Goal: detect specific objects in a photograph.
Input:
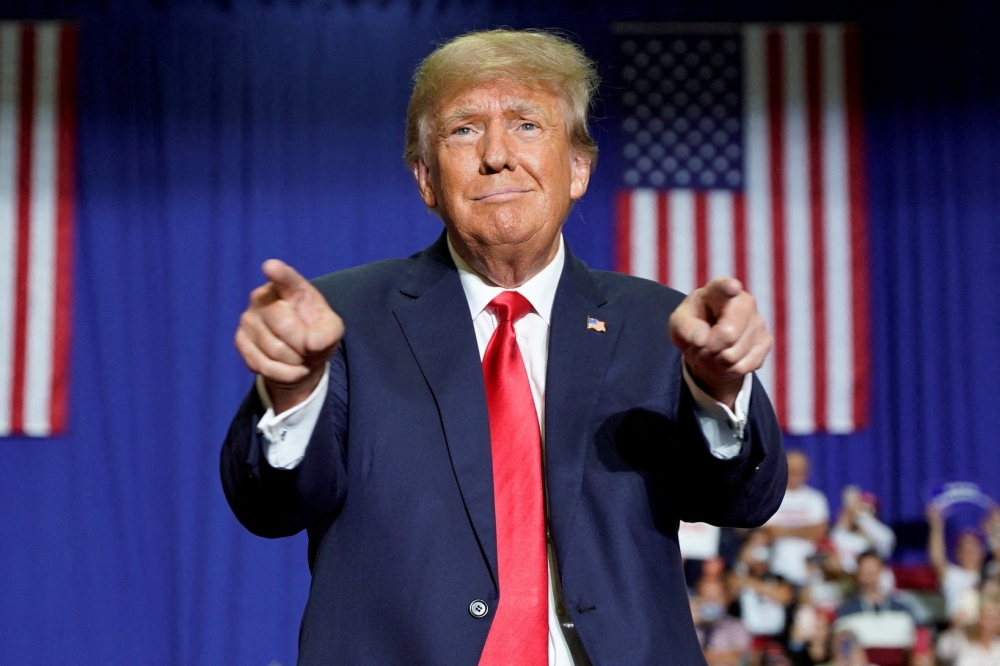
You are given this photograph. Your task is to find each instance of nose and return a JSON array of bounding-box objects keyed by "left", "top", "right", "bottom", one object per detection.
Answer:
[{"left": 480, "top": 120, "right": 516, "bottom": 174}]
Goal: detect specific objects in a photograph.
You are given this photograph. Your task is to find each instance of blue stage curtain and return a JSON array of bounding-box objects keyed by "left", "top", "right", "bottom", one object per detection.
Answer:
[{"left": 0, "top": 0, "right": 997, "bottom": 663}]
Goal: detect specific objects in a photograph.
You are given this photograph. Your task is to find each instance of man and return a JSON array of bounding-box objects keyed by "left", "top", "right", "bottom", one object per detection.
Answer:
[
  {"left": 764, "top": 449, "right": 830, "bottom": 585},
  {"left": 833, "top": 551, "right": 916, "bottom": 661},
  {"left": 222, "top": 29, "right": 786, "bottom": 665}
]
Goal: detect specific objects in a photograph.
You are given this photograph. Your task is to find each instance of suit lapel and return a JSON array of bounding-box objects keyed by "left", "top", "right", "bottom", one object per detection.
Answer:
[
  {"left": 544, "top": 249, "right": 621, "bottom": 564},
  {"left": 392, "top": 233, "right": 499, "bottom": 589},
  {"left": 390, "top": 236, "right": 620, "bottom": 587}
]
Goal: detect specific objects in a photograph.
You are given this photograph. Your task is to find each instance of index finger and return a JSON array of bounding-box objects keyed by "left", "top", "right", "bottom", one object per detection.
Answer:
[
  {"left": 702, "top": 277, "right": 743, "bottom": 316},
  {"left": 262, "top": 259, "right": 309, "bottom": 300}
]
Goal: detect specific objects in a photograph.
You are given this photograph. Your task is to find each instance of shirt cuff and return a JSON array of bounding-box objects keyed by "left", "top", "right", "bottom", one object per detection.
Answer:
[
  {"left": 681, "top": 364, "right": 753, "bottom": 460},
  {"left": 255, "top": 364, "right": 330, "bottom": 470}
]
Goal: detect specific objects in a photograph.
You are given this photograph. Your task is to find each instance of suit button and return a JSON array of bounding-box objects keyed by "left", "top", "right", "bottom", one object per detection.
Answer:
[{"left": 469, "top": 599, "right": 489, "bottom": 618}]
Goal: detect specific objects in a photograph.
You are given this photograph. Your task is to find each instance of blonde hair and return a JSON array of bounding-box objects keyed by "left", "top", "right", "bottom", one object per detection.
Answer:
[{"left": 403, "top": 28, "right": 599, "bottom": 170}]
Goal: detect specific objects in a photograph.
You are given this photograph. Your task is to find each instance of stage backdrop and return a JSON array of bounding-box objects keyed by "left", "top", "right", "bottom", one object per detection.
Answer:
[{"left": 0, "top": 0, "right": 998, "bottom": 663}]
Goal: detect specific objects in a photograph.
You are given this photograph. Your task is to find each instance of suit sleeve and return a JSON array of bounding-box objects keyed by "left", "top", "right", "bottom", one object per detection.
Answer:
[
  {"left": 220, "top": 344, "right": 350, "bottom": 538},
  {"left": 667, "top": 372, "right": 786, "bottom": 528}
]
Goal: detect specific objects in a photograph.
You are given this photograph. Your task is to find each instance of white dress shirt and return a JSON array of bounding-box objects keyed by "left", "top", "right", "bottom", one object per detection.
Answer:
[{"left": 255, "top": 234, "right": 753, "bottom": 665}]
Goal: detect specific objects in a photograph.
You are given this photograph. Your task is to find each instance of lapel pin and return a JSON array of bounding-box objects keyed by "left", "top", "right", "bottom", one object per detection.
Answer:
[{"left": 586, "top": 317, "right": 606, "bottom": 333}]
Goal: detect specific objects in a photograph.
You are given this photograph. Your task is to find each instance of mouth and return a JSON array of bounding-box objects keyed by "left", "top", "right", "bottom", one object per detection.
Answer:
[{"left": 473, "top": 187, "right": 532, "bottom": 201}]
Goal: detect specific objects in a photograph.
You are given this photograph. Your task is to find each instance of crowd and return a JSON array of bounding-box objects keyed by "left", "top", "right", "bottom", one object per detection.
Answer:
[{"left": 686, "top": 450, "right": 1000, "bottom": 666}]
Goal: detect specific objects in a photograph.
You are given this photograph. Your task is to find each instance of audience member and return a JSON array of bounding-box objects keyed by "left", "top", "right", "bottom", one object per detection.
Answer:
[
  {"left": 833, "top": 551, "right": 916, "bottom": 662},
  {"left": 830, "top": 487, "right": 896, "bottom": 573},
  {"left": 937, "top": 597, "right": 1000, "bottom": 666},
  {"left": 929, "top": 505, "right": 987, "bottom": 622},
  {"left": 729, "top": 529, "right": 795, "bottom": 650},
  {"left": 985, "top": 509, "right": 1000, "bottom": 581},
  {"left": 691, "top": 576, "right": 752, "bottom": 666},
  {"left": 804, "top": 545, "right": 852, "bottom": 615},
  {"left": 788, "top": 591, "right": 834, "bottom": 666},
  {"left": 788, "top": 547, "right": 850, "bottom": 665},
  {"left": 684, "top": 476, "right": 1000, "bottom": 665},
  {"left": 765, "top": 450, "right": 831, "bottom": 585}
]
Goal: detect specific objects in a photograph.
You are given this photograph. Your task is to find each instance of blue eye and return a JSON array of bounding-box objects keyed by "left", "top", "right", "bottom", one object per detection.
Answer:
[
  {"left": 454, "top": 127, "right": 471, "bottom": 135},
  {"left": 520, "top": 122, "right": 538, "bottom": 131}
]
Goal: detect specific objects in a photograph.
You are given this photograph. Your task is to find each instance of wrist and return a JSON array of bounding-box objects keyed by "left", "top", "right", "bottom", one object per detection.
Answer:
[
  {"left": 265, "top": 368, "right": 324, "bottom": 414},
  {"left": 684, "top": 360, "right": 742, "bottom": 409}
]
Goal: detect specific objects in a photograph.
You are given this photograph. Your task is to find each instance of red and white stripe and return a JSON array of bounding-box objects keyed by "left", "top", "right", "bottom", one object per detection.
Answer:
[
  {"left": 616, "top": 24, "right": 868, "bottom": 434},
  {"left": 0, "top": 22, "right": 77, "bottom": 437}
]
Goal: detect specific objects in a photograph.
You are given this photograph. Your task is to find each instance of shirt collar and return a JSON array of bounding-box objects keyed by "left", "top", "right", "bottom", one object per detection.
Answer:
[{"left": 446, "top": 233, "right": 565, "bottom": 326}]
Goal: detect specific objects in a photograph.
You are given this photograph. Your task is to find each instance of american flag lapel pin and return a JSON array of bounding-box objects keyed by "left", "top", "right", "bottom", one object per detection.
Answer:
[{"left": 586, "top": 317, "right": 606, "bottom": 333}]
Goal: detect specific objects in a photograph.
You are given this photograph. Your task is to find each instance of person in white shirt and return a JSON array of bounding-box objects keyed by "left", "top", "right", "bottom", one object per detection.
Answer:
[
  {"left": 728, "top": 529, "right": 794, "bottom": 644},
  {"left": 938, "top": 598, "right": 1000, "bottom": 666},
  {"left": 764, "top": 450, "right": 830, "bottom": 585},
  {"left": 831, "top": 487, "right": 896, "bottom": 573},
  {"left": 928, "top": 504, "right": 987, "bottom": 622}
]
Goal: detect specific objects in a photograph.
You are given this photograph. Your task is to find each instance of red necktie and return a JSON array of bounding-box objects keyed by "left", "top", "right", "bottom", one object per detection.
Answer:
[{"left": 478, "top": 291, "right": 548, "bottom": 666}]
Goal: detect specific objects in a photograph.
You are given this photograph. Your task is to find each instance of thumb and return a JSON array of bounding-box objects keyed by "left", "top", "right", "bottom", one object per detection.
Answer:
[
  {"left": 304, "top": 309, "right": 345, "bottom": 356},
  {"left": 701, "top": 277, "right": 743, "bottom": 319},
  {"left": 262, "top": 259, "right": 309, "bottom": 300}
]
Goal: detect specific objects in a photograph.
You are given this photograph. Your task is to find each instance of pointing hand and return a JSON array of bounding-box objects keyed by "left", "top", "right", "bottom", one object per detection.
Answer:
[
  {"left": 668, "top": 277, "right": 772, "bottom": 408},
  {"left": 234, "top": 260, "right": 344, "bottom": 413}
]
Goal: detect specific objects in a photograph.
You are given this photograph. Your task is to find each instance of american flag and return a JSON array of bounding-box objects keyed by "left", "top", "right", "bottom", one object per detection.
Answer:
[
  {"left": 587, "top": 316, "right": 607, "bottom": 333},
  {"left": 0, "top": 23, "right": 77, "bottom": 437},
  {"left": 613, "top": 23, "right": 869, "bottom": 434}
]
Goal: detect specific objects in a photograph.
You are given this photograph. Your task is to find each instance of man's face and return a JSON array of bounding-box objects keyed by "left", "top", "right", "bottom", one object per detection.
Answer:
[
  {"left": 697, "top": 579, "right": 727, "bottom": 606},
  {"left": 414, "top": 78, "right": 591, "bottom": 278},
  {"left": 786, "top": 452, "right": 809, "bottom": 490},
  {"left": 855, "top": 556, "right": 882, "bottom": 594}
]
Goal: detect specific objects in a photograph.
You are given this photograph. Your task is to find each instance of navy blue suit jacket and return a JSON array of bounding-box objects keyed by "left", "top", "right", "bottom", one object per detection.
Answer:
[{"left": 221, "top": 233, "right": 787, "bottom": 665}]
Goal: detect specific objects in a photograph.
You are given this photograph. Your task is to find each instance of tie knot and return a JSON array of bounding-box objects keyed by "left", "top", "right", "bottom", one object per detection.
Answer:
[{"left": 488, "top": 291, "right": 533, "bottom": 323}]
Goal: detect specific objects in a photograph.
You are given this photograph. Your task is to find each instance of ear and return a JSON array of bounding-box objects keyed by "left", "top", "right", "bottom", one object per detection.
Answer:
[
  {"left": 413, "top": 159, "right": 437, "bottom": 209},
  {"left": 569, "top": 152, "right": 592, "bottom": 201}
]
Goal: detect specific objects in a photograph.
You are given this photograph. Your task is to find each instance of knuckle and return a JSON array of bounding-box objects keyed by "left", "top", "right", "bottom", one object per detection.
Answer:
[
  {"left": 716, "top": 323, "right": 740, "bottom": 346},
  {"left": 262, "top": 308, "right": 294, "bottom": 334},
  {"left": 235, "top": 329, "right": 257, "bottom": 355},
  {"left": 318, "top": 330, "right": 339, "bottom": 351},
  {"left": 718, "top": 347, "right": 742, "bottom": 365},
  {"left": 235, "top": 329, "right": 252, "bottom": 352},
  {"left": 233, "top": 330, "right": 247, "bottom": 354},
  {"left": 235, "top": 342, "right": 262, "bottom": 372},
  {"left": 263, "top": 336, "right": 286, "bottom": 360}
]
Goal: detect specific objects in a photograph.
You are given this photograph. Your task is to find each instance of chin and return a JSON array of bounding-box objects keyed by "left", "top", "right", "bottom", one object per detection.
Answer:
[{"left": 468, "top": 212, "right": 543, "bottom": 246}]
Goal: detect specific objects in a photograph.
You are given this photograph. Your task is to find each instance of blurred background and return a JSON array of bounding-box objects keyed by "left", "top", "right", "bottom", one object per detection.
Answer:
[{"left": 0, "top": 0, "right": 998, "bottom": 663}]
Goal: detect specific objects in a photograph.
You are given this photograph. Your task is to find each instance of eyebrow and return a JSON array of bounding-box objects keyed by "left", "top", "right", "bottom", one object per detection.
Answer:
[
  {"left": 440, "top": 107, "right": 478, "bottom": 129},
  {"left": 439, "top": 99, "right": 549, "bottom": 130}
]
